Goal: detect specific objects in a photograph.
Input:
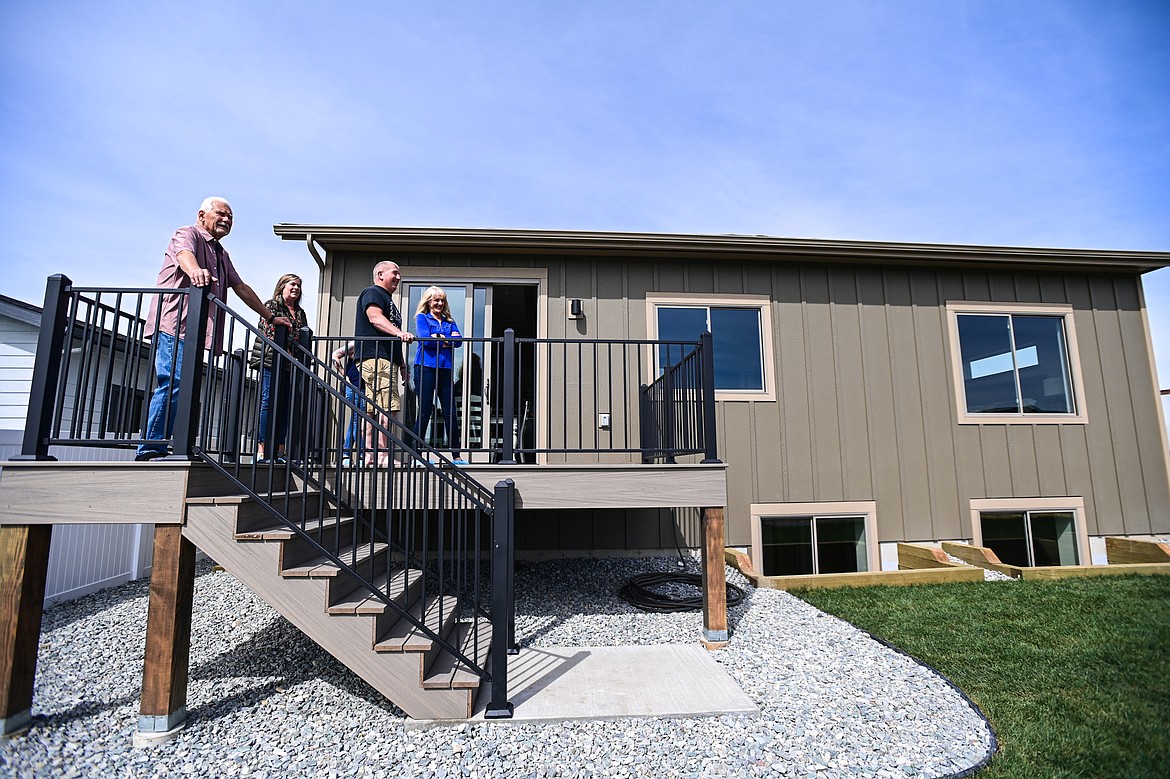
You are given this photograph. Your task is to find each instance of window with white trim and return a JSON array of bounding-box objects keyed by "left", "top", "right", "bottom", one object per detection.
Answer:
[
  {"left": 969, "top": 497, "right": 1088, "bottom": 568},
  {"left": 648, "top": 295, "right": 775, "bottom": 401},
  {"left": 946, "top": 302, "right": 1086, "bottom": 424},
  {"left": 979, "top": 510, "right": 1080, "bottom": 567},
  {"left": 751, "top": 502, "right": 878, "bottom": 576}
]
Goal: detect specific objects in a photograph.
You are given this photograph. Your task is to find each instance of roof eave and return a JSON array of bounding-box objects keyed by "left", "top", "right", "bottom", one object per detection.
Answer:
[{"left": 272, "top": 225, "right": 1170, "bottom": 274}]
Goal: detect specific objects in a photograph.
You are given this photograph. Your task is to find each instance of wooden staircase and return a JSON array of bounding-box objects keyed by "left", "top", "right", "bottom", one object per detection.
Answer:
[{"left": 180, "top": 485, "right": 491, "bottom": 720}]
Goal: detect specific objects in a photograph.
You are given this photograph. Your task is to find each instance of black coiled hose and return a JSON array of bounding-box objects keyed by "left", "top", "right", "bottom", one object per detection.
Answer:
[{"left": 618, "top": 571, "right": 746, "bottom": 613}]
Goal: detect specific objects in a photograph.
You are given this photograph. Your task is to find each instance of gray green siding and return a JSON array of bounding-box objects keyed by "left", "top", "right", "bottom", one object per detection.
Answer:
[{"left": 321, "top": 249, "right": 1170, "bottom": 549}]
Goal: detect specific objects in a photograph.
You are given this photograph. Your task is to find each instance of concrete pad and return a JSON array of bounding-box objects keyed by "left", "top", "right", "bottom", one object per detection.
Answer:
[{"left": 468, "top": 644, "right": 758, "bottom": 723}]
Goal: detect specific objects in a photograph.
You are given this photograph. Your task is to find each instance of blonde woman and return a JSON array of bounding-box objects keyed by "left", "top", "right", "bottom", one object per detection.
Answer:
[
  {"left": 257, "top": 273, "right": 308, "bottom": 463},
  {"left": 412, "top": 287, "right": 465, "bottom": 463}
]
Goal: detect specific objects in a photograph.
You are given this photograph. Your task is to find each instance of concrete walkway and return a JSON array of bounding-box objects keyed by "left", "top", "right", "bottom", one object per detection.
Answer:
[{"left": 460, "top": 644, "right": 759, "bottom": 724}]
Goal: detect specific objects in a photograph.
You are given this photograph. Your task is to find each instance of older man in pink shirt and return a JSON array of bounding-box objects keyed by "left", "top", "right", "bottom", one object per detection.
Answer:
[{"left": 137, "top": 197, "right": 290, "bottom": 460}]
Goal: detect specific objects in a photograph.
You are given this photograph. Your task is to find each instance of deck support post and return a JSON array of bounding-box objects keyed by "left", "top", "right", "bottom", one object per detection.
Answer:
[
  {"left": 0, "top": 525, "right": 52, "bottom": 736},
  {"left": 138, "top": 525, "right": 195, "bottom": 737},
  {"left": 700, "top": 506, "right": 729, "bottom": 648}
]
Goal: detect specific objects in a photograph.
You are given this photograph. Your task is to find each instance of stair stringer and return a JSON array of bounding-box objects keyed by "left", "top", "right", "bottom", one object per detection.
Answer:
[{"left": 182, "top": 502, "right": 478, "bottom": 719}]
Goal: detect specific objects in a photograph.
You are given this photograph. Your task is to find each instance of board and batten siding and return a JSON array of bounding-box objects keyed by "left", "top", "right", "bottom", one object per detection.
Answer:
[
  {"left": 530, "top": 255, "right": 1170, "bottom": 547},
  {"left": 318, "top": 251, "right": 1170, "bottom": 550}
]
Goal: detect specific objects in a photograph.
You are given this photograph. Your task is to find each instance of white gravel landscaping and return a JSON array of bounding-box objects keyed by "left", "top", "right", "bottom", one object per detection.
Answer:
[{"left": 0, "top": 557, "right": 994, "bottom": 778}]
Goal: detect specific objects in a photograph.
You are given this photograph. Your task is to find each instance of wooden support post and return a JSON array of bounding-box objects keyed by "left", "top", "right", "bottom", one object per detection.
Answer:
[
  {"left": 0, "top": 525, "right": 52, "bottom": 736},
  {"left": 700, "top": 506, "right": 729, "bottom": 649},
  {"left": 138, "top": 525, "right": 195, "bottom": 736}
]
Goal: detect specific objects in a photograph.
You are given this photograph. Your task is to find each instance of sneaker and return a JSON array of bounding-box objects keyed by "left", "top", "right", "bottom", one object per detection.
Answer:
[
  {"left": 135, "top": 450, "right": 164, "bottom": 462},
  {"left": 451, "top": 458, "right": 470, "bottom": 465},
  {"left": 341, "top": 457, "right": 352, "bottom": 468}
]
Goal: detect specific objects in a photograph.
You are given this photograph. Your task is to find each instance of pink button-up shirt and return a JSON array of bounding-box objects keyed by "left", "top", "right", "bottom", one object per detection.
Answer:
[{"left": 145, "top": 224, "right": 243, "bottom": 353}]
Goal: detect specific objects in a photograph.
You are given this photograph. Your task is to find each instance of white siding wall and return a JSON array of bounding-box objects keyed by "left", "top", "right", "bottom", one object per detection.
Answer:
[{"left": 0, "top": 309, "right": 154, "bottom": 608}]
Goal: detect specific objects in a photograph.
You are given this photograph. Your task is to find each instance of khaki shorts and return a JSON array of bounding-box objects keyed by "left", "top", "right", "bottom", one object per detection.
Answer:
[{"left": 360, "top": 358, "right": 401, "bottom": 413}]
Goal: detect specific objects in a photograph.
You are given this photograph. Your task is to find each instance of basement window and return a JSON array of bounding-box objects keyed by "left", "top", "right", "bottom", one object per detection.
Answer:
[
  {"left": 979, "top": 510, "right": 1080, "bottom": 567},
  {"left": 751, "top": 502, "right": 878, "bottom": 576}
]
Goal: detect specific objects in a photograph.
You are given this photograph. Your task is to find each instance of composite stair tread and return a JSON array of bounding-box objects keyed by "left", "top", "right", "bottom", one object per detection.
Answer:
[
  {"left": 186, "top": 490, "right": 323, "bottom": 505},
  {"left": 281, "top": 541, "right": 389, "bottom": 577},
  {"left": 375, "top": 594, "right": 460, "bottom": 653},
  {"left": 327, "top": 568, "right": 425, "bottom": 615},
  {"left": 422, "top": 620, "right": 492, "bottom": 690},
  {"left": 234, "top": 513, "right": 356, "bottom": 541}
]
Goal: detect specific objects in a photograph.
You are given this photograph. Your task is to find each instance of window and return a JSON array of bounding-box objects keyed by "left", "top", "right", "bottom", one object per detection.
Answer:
[
  {"left": 648, "top": 294, "right": 775, "bottom": 401},
  {"left": 979, "top": 511, "right": 1079, "bottom": 567},
  {"left": 946, "top": 302, "right": 1086, "bottom": 424},
  {"left": 969, "top": 497, "right": 1088, "bottom": 567},
  {"left": 751, "top": 502, "right": 878, "bottom": 576}
]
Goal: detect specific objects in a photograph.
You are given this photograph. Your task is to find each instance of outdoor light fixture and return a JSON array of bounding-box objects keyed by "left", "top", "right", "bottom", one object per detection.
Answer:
[{"left": 569, "top": 299, "right": 584, "bottom": 319}]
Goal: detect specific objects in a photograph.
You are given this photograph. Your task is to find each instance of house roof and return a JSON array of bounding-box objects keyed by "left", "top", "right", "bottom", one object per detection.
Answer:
[
  {"left": 273, "top": 225, "right": 1170, "bottom": 275},
  {"left": 0, "top": 294, "right": 41, "bottom": 327}
]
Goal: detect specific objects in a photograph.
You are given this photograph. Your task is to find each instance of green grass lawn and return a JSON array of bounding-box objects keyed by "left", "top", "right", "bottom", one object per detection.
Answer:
[{"left": 791, "top": 575, "right": 1170, "bottom": 779}]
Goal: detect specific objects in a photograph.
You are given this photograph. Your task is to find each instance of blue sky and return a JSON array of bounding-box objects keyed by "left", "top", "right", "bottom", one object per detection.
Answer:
[{"left": 2, "top": 1, "right": 1168, "bottom": 388}]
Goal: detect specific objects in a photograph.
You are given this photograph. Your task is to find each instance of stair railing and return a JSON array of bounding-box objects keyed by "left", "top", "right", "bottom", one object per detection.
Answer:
[{"left": 15, "top": 275, "right": 515, "bottom": 715}]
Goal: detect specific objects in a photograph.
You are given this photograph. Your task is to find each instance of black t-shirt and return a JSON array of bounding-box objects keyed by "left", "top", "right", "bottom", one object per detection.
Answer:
[{"left": 354, "top": 285, "right": 403, "bottom": 363}]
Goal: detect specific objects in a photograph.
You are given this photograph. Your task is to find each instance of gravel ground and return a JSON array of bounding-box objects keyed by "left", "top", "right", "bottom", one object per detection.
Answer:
[{"left": 1, "top": 557, "right": 994, "bottom": 779}]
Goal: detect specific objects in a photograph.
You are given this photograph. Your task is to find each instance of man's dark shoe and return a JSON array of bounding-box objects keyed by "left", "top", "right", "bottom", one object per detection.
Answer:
[{"left": 135, "top": 451, "right": 165, "bottom": 462}]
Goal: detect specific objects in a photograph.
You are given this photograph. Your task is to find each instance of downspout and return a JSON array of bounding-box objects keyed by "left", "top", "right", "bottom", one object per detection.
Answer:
[{"left": 305, "top": 233, "right": 325, "bottom": 271}]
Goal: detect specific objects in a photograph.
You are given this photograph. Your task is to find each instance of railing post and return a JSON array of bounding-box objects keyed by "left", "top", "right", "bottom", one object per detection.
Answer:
[
  {"left": 15, "top": 274, "right": 72, "bottom": 461},
  {"left": 699, "top": 331, "right": 720, "bottom": 464},
  {"left": 170, "top": 286, "right": 210, "bottom": 460},
  {"left": 485, "top": 478, "right": 515, "bottom": 719},
  {"left": 498, "top": 329, "right": 517, "bottom": 464}
]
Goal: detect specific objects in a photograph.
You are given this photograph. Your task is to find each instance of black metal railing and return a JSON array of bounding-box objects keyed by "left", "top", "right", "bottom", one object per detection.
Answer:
[
  {"left": 310, "top": 329, "right": 719, "bottom": 466},
  {"left": 17, "top": 273, "right": 720, "bottom": 719},
  {"left": 16, "top": 274, "right": 516, "bottom": 718}
]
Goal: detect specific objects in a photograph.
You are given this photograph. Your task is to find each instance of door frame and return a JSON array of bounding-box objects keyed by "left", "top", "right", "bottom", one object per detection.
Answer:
[{"left": 398, "top": 267, "right": 547, "bottom": 461}]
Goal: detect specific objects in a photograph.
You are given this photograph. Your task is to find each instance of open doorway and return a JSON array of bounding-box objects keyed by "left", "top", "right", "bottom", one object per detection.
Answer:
[{"left": 403, "top": 281, "right": 538, "bottom": 461}]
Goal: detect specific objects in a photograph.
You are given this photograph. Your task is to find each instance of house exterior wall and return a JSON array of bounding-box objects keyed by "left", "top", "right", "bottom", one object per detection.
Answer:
[
  {"left": 315, "top": 249, "right": 1170, "bottom": 551},
  {"left": 1, "top": 299, "right": 155, "bottom": 606}
]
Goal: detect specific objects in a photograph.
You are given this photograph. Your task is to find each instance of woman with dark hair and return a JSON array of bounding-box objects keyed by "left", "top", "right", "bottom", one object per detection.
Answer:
[
  {"left": 412, "top": 286, "right": 465, "bottom": 463},
  {"left": 256, "top": 273, "right": 308, "bottom": 463}
]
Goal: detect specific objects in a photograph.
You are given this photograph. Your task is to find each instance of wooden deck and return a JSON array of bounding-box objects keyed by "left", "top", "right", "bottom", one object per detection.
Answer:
[{"left": 0, "top": 460, "right": 728, "bottom": 525}]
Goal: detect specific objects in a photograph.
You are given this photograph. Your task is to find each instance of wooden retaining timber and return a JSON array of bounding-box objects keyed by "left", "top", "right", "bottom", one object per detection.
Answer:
[
  {"left": 897, "top": 542, "right": 970, "bottom": 570},
  {"left": 941, "top": 541, "right": 1170, "bottom": 580},
  {"left": 724, "top": 547, "right": 984, "bottom": 589},
  {"left": 1105, "top": 536, "right": 1170, "bottom": 565}
]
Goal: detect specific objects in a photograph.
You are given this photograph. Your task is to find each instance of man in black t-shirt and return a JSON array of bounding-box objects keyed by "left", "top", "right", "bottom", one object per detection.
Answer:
[{"left": 355, "top": 260, "right": 414, "bottom": 466}]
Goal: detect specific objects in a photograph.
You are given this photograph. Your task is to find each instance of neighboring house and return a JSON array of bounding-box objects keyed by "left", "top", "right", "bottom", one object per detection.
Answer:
[
  {"left": 0, "top": 294, "right": 154, "bottom": 605},
  {"left": 274, "top": 225, "right": 1170, "bottom": 574}
]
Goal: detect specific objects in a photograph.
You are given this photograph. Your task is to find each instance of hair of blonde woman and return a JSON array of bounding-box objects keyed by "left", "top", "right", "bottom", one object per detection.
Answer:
[
  {"left": 272, "top": 273, "right": 302, "bottom": 303},
  {"left": 415, "top": 286, "right": 454, "bottom": 321}
]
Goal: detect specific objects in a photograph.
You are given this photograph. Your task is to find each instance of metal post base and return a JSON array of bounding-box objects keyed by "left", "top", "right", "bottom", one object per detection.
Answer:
[
  {"left": 1, "top": 709, "right": 32, "bottom": 737},
  {"left": 134, "top": 709, "right": 186, "bottom": 747},
  {"left": 701, "top": 629, "right": 730, "bottom": 650},
  {"left": 484, "top": 702, "right": 515, "bottom": 719}
]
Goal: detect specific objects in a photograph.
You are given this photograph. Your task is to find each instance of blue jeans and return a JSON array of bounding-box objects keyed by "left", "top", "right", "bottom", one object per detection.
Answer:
[
  {"left": 413, "top": 364, "right": 459, "bottom": 457},
  {"left": 138, "top": 331, "right": 183, "bottom": 457},
  {"left": 343, "top": 383, "right": 365, "bottom": 453},
  {"left": 258, "top": 365, "right": 291, "bottom": 449}
]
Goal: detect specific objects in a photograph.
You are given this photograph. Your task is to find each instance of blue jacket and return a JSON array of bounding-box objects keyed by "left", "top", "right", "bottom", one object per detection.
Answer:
[{"left": 413, "top": 313, "right": 463, "bottom": 369}]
